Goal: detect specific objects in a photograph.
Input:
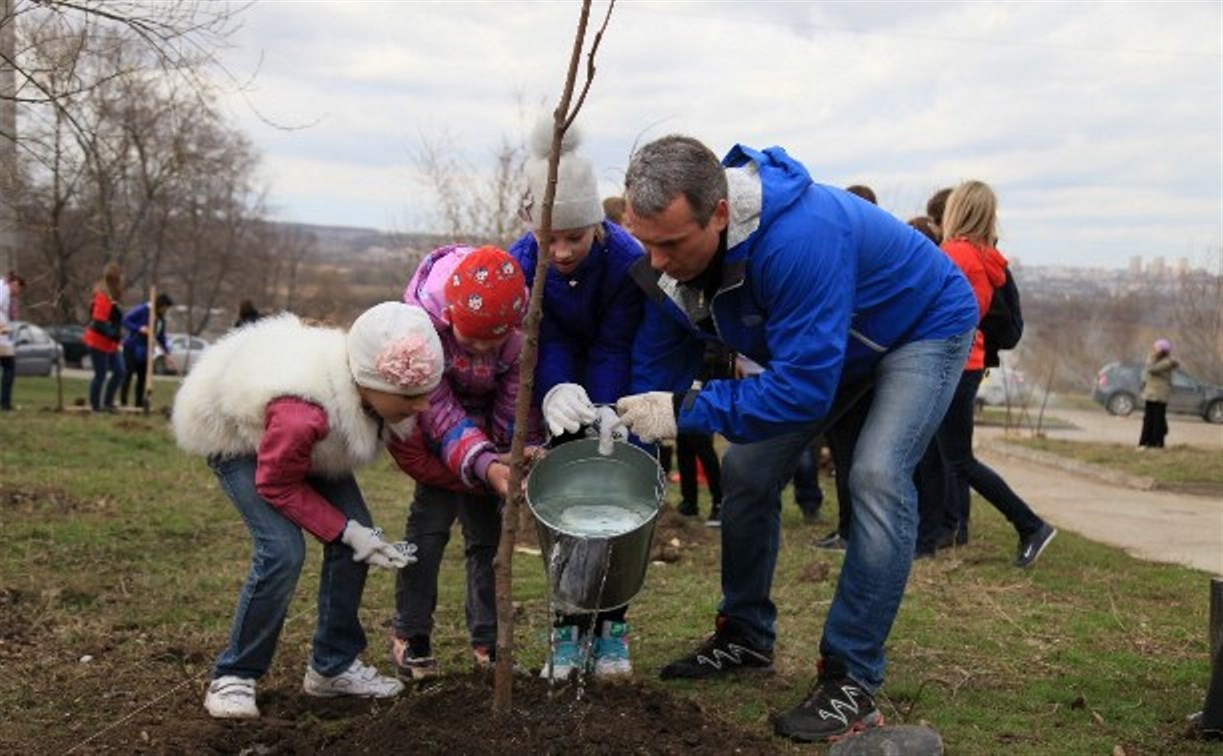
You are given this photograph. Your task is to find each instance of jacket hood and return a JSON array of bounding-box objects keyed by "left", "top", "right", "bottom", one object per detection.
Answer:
[
  {"left": 980, "top": 244, "right": 1009, "bottom": 288},
  {"left": 722, "top": 145, "right": 814, "bottom": 259}
]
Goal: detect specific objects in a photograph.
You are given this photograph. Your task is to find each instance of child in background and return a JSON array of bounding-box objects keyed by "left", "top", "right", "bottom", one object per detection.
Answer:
[
  {"left": 121, "top": 292, "right": 175, "bottom": 408},
  {"left": 388, "top": 244, "right": 542, "bottom": 679},
  {"left": 510, "top": 118, "right": 646, "bottom": 678},
  {"left": 172, "top": 302, "right": 445, "bottom": 719}
]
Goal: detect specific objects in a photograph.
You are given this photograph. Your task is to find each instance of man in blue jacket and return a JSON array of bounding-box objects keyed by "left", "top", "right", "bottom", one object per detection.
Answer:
[{"left": 614, "top": 136, "right": 977, "bottom": 743}]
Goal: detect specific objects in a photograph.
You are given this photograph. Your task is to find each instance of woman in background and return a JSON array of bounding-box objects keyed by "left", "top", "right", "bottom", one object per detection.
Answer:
[
  {"left": 83, "top": 262, "right": 125, "bottom": 413},
  {"left": 1138, "top": 339, "right": 1177, "bottom": 449}
]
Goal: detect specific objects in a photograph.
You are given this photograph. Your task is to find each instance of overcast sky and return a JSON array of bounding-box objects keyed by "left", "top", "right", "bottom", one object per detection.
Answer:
[{"left": 215, "top": 0, "right": 1222, "bottom": 270}]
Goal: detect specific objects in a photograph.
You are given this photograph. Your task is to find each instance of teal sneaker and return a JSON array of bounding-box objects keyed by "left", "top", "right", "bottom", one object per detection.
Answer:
[
  {"left": 540, "top": 624, "right": 585, "bottom": 681},
  {"left": 592, "top": 621, "right": 632, "bottom": 679}
]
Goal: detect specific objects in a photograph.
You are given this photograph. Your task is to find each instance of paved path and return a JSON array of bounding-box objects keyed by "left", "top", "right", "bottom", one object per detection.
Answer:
[{"left": 975, "top": 437, "right": 1223, "bottom": 575}]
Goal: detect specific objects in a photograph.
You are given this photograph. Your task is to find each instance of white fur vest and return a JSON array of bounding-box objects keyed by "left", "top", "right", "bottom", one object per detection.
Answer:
[{"left": 171, "top": 314, "right": 385, "bottom": 477}]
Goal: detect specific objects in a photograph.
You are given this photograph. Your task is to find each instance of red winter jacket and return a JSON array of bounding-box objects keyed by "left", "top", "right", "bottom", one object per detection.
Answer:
[{"left": 940, "top": 238, "right": 1008, "bottom": 371}]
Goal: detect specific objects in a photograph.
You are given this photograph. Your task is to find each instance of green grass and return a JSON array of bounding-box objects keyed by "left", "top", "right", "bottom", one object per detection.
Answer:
[
  {"left": 0, "top": 375, "right": 1217, "bottom": 753},
  {"left": 1007, "top": 437, "right": 1223, "bottom": 491}
]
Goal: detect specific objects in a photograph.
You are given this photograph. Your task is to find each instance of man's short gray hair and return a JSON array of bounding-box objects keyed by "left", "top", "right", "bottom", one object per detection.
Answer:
[{"left": 624, "top": 135, "right": 727, "bottom": 227}]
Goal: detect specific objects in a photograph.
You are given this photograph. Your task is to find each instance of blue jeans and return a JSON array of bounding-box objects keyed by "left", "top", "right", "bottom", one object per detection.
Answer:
[
  {"left": 88, "top": 348, "right": 125, "bottom": 411},
  {"left": 209, "top": 455, "right": 373, "bottom": 680},
  {"left": 718, "top": 331, "right": 972, "bottom": 691}
]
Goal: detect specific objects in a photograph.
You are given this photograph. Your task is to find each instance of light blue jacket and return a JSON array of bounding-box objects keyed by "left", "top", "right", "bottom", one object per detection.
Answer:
[{"left": 629, "top": 145, "right": 977, "bottom": 443}]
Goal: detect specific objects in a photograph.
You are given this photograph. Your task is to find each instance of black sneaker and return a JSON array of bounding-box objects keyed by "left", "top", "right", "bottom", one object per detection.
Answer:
[
  {"left": 705, "top": 505, "right": 721, "bottom": 528},
  {"left": 676, "top": 500, "right": 699, "bottom": 517},
  {"left": 1015, "top": 522, "right": 1057, "bottom": 568},
  {"left": 659, "top": 616, "right": 773, "bottom": 679},
  {"left": 774, "top": 656, "right": 884, "bottom": 742}
]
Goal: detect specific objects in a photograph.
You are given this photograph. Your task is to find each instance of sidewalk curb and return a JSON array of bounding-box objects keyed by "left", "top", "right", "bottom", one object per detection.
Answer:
[{"left": 980, "top": 440, "right": 1158, "bottom": 491}]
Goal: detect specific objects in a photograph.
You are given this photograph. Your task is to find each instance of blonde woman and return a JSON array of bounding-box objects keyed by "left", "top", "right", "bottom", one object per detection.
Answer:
[
  {"left": 932, "top": 181, "right": 1055, "bottom": 568},
  {"left": 83, "top": 262, "right": 125, "bottom": 412}
]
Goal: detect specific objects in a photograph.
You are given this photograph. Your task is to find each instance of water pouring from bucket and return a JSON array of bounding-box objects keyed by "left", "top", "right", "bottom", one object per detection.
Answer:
[{"left": 527, "top": 438, "right": 664, "bottom": 615}]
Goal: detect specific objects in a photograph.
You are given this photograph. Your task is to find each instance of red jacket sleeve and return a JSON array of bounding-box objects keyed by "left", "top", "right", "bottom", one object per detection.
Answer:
[
  {"left": 385, "top": 427, "right": 474, "bottom": 493},
  {"left": 254, "top": 397, "right": 349, "bottom": 541}
]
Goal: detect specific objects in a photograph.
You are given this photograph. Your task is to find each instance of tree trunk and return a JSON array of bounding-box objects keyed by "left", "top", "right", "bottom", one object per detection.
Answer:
[{"left": 492, "top": 0, "right": 602, "bottom": 714}]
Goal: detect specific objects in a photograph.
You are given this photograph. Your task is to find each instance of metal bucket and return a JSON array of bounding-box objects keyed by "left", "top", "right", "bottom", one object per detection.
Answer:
[{"left": 526, "top": 438, "right": 664, "bottom": 613}]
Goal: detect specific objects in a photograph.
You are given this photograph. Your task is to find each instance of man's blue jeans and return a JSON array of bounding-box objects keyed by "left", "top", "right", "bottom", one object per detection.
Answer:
[
  {"left": 208, "top": 455, "right": 374, "bottom": 680},
  {"left": 718, "top": 331, "right": 972, "bottom": 691}
]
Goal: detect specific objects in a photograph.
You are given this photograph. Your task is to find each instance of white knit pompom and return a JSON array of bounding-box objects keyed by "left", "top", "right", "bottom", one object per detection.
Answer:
[{"left": 528, "top": 116, "right": 583, "bottom": 160}]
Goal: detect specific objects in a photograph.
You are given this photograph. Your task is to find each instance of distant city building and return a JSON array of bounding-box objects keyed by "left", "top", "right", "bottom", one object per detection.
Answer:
[
  {"left": 1149, "top": 257, "right": 1166, "bottom": 277},
  {"left": 1129, "top": 256, "right": 1143, "bottom": 275}
]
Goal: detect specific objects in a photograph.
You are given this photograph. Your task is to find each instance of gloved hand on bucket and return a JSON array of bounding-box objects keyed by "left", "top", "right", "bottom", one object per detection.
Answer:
[
  {"left": 542, "top": 383, "right": 597, "bottom": 437},
  {"left": 341, "top": 521, "right": 416, "bottom": 570},
  {"left": 615, "top": 392, "right": 677, "bottom": 443},
  {"left": 594, "top": 405, "right": 628, "bottom": 455}
]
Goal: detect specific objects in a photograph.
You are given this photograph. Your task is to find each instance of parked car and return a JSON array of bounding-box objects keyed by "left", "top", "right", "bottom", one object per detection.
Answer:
[
  {"left": 43, "top": 323, "right": 88, "bottom": 367},
  {"left": 153, "top": 333, "right": 211, "bottom": 375},
  {"left": 9, "top": 321, "right": 64, "bottom": 376},
  {"left": 975, "top": 366, "right": 1030, "bottom": 411},
  {"left": 1092, "top": 361, "right": 1223, "bottom": 424}
]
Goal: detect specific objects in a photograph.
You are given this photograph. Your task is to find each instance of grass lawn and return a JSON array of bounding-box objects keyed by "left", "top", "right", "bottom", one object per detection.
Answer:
[
  {"left": 0, "top": 375, "right": 1217, "bottom": 753},
  {"left": 1005, "top": 437, "right": 1223, "bottom": 493}
]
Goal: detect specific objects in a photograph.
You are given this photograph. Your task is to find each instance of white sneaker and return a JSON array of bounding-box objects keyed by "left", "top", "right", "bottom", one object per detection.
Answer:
[
  {"left": 303, "top": 659, "right": 404, "bottom": 698},
  {"left": 204, "top": 676, "right": 259, "bottom": 719}
]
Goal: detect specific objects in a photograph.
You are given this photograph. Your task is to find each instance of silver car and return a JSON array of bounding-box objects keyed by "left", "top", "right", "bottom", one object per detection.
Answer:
[{"left": 10, "top": 322, "right": 65, "bottom": 376}]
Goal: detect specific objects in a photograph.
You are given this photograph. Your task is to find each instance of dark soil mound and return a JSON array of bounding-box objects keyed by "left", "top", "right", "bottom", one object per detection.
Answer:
[{"left": 95, "top": 673, "right": 776, "bottom": 754}]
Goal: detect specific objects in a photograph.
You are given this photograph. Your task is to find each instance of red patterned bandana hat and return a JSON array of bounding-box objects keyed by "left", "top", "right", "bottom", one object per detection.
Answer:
[{"left": 444, "top": 245, "right": 527, "bottom": 340}]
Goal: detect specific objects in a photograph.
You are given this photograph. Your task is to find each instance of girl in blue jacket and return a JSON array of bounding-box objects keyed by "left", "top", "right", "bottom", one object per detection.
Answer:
[
  {"left": 509, "top": 120, "right": 646, "bottom": 681},
  {"left": 120, "top": 292, "right": 174, "bottom": 409}
]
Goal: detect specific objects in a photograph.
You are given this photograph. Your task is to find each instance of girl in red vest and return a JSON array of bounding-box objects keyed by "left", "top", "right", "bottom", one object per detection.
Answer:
[{"left": 83, "top": 262, "right": 125, "bottom": 412}]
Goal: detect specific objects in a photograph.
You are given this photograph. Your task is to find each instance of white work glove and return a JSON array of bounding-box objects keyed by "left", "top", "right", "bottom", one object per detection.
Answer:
[
  {"left": 340, "top": 520, "right": 415, "bottom": 570},
  {"left": 594, "top": 405, "right": 628, "bottom": 456},
  {"left": 615, "top": 392, "right": 677, "bottom": 443},
  {"left": 542, "top": 382, "right": 597, "bottom": 437}
]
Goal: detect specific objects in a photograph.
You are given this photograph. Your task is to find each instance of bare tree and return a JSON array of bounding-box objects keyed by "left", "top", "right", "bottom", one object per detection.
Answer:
[
  {"left": 1, "top": 0, "right": 244, "bottom": 138},
  {"left": 413, "top": 129, "right": 527, "bottom": 250},
  {"left": 1173, "top": 254, "right": 1223, "bottom": 383},
  {"left": 493, "top": 0, "right": 615, "bottom": 714}
]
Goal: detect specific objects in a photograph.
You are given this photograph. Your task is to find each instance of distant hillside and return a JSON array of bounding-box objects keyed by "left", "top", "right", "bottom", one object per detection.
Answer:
[{"left": 267, "top": 221, "right": 452, "bottom": 263}]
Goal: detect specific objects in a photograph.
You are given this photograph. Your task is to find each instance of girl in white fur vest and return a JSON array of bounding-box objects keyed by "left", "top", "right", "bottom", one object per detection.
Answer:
[{"left": 172, "top": 302, "right": 444, "bottom": 719}]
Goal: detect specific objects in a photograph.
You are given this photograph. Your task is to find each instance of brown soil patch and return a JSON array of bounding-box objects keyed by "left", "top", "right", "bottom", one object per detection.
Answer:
[{"left": 85, "top": 673, "right": 775, "bottom": 754}]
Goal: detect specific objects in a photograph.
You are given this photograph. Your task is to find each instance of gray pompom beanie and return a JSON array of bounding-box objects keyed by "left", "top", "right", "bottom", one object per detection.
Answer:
[{"left": 521, "top": 117, "right": 604, "bottom": 231}]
